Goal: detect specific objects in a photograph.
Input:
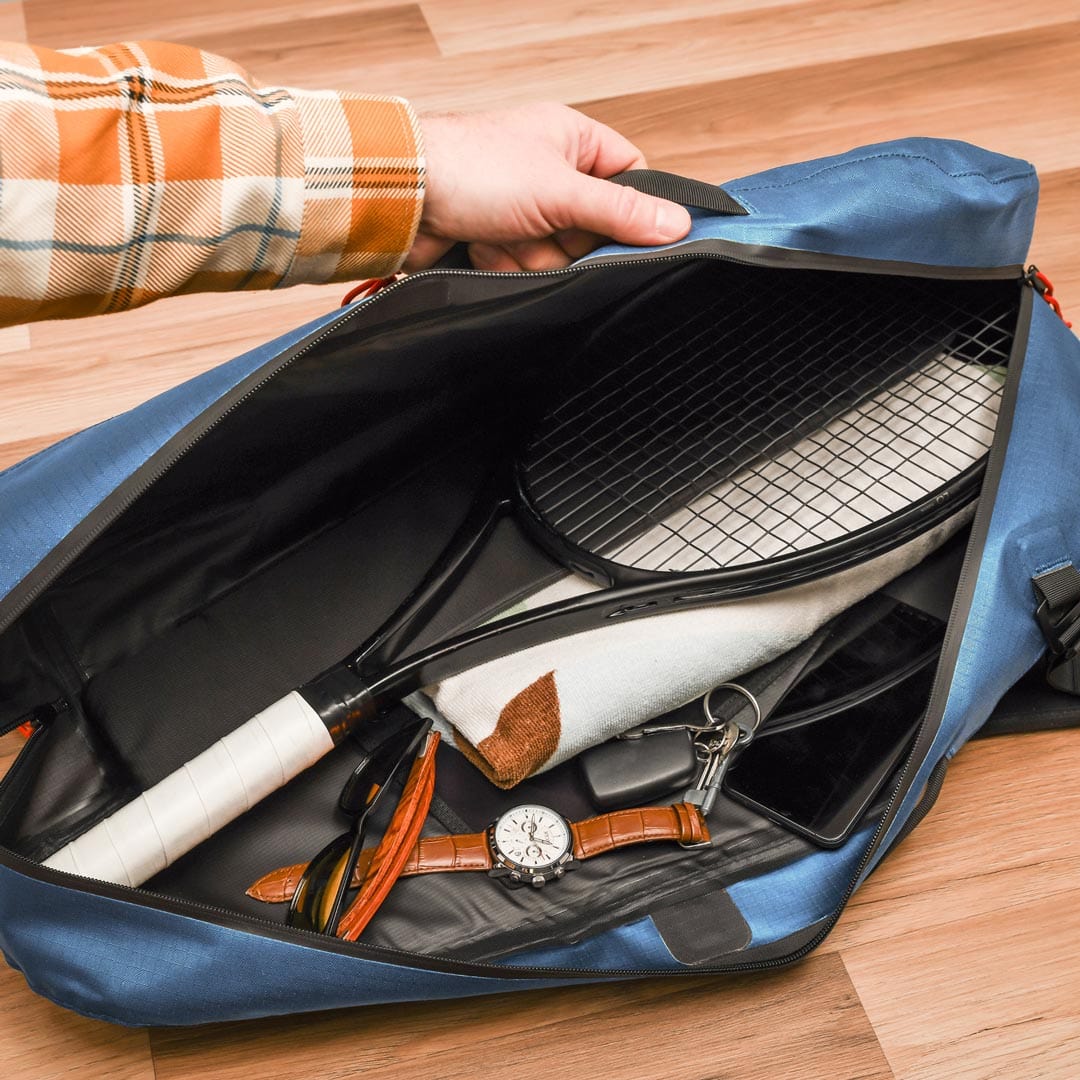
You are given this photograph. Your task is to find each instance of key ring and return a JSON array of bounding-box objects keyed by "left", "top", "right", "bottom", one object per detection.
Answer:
[
  {"left": 702, "top": 682, "right": 762, "bottom": 744},
  {"left": 621, "top": 712, "right": 728, "bottom": 738},
  {"left": 680, "top": 686, "right": 761, "bottom": 823},
  {"left": 619, "top": 681, "right": 763, "bottom": 741}
]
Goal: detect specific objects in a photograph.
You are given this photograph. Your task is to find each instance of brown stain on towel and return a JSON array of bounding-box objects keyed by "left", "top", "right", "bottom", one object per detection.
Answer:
[{"left": 458, "top": 670, "right": 562, "bottom": 789}]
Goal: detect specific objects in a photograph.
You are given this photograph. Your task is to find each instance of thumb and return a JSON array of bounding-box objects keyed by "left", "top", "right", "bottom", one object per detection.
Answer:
[{"left": 554, "top": 171, "right": 692, "bottom": 247}]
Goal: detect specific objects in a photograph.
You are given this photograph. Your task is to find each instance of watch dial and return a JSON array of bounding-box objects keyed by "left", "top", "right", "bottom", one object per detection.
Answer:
[{"left": 493, "top": 805, "right": 572, "bottom": 869}]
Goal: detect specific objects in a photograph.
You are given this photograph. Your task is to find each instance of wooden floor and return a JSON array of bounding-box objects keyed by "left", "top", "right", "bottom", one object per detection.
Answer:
[{"left": 1, "top": 1, "right": 1079, "bottom": 1077}]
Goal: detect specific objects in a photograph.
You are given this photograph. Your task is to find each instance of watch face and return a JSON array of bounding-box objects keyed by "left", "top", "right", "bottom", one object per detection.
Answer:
[{"left": 491, "top": 805, "right": 572, "bottom": 874}]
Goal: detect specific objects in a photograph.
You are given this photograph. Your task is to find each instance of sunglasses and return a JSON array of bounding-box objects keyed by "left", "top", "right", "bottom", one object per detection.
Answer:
[{"left": 287, "top": 716, "right": 432, "bottom": 936}]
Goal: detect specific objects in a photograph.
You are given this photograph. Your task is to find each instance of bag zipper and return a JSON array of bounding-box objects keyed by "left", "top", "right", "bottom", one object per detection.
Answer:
[
  {"left": 0, "top": 249, "right": 1030, "bottom": 983},
  {"left": 715, "top": 281, "right": 1035, "bottom": 975}
]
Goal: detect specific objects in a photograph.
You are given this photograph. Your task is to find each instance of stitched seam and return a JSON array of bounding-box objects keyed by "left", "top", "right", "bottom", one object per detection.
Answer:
[
  {"left": 1033, "top": 557, "right": 1071, "bottom": 578},
  {"left": 731, "top": 151, "right": 1035, "bottom": 194}
]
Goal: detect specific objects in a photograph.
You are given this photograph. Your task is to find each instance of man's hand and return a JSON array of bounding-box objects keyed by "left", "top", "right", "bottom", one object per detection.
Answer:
[{"left": 406, "top": 103, "right": 693, "bottom": 272}]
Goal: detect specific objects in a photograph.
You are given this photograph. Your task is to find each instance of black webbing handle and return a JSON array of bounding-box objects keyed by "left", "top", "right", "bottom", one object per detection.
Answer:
[{"left": 608, "top": 169, "right": 748, "bottom": 216}]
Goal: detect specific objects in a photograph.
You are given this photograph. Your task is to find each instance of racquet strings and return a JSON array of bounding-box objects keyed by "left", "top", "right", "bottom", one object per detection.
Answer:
[{"left": 519, "top": 273, "right": 1015, "bottom": 576}]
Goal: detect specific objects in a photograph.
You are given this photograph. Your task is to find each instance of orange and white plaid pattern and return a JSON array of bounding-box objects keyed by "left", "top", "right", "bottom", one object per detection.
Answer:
[{"left": 0, "top": 40, "right": 424, "bottom": 327}]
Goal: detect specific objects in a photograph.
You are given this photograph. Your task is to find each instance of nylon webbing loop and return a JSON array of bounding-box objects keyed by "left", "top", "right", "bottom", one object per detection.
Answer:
[
  {"left": 609, "top": 169, "right": 749, "bottom": 216},
  {"left": 1032, "top": 563, "right": 1080, "bottom": 695},
  {"left": 1033, "top": 564, "right": 1080, "bottom": 655}
]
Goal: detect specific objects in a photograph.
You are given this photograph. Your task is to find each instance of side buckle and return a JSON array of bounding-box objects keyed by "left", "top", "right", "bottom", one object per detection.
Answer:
[
  {"left": 1035, "top": 594, "right": 1080, "bottom": 658},
  {"left": 1033, "top": 563, "right": 1080, "bottom": 696},
  {"left": 1033, "top": 562, "right": 1080, "bottom": 658}
]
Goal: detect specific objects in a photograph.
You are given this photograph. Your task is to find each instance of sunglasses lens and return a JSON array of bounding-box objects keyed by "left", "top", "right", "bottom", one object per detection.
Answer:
[
  {"left": 289, "top": 717, "right": 433, "bottom": 936},
  {"left": 339, "top": 717, "right": 431, "bottom": 816},
  {"left": 286, "top": 832, "right": 353, "bottom": 933}
]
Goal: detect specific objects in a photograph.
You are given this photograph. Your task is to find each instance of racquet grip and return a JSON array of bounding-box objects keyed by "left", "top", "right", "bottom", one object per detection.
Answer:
[{"left": 43, "top": 691, "right": 335, "bottom": 888}]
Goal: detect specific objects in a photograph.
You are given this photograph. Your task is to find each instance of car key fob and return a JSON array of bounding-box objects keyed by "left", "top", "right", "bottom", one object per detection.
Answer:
[{"left": 579, "top": 728, "right": 699, "bottom": 810}]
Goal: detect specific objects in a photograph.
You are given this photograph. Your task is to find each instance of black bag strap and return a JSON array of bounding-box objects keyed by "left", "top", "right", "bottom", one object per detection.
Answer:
[
  {"left": 974, "top": 564, "right": 1080, "bottom": 737},
  {"left": 978, "top": 667, "right": 1080, "bottom": 737},
  {"left": 608, "top": 169, "right": 749, "bottom": 216}
]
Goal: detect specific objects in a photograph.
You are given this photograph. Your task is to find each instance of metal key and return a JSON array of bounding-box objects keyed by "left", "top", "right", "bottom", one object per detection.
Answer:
[
  {"left": 683, "top": 718, "right": 741, "bottom": 818},
  {"left": 617, "top": 714, "right": 724, "bottom": 739},
  {"left": 620, "top": 681, "right": 762, "bottom": 741},
  {"left": 682, "top": 680, "right": 764, "bottom": 818}
]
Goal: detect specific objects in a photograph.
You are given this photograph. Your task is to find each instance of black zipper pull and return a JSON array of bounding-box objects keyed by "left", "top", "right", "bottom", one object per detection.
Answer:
[
  {"left": 1023, "top": 264, "right": 1048, "bottom": 294},
  {"left": 1024, "top": 265, "right": 1072, "bottom": 328},
  {"left": 4, "top": 697, "right": 70, "bottom": 740}
]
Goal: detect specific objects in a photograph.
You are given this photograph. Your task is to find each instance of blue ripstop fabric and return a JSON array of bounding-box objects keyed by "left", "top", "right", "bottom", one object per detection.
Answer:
[
  {"left": 513, "top": 823, "right": 875, "bottom": 968},
  {"left": 726, "top": 825, "right": 874, "bottom": 948},
  {"left": 0, "top": 306, "right": 345, "bottom": 615},
  {"left": 498, "top": 916, "right": 682, "bottom": 971},
  {"left": 585, "top": 138, "right": 1037, "bottom": 270},
  {"left": 870, "top": 298, "right": 1080, "bottom": 869},
  {"left": 0, "top": 865, "right": 585, "bottom": 1026}
]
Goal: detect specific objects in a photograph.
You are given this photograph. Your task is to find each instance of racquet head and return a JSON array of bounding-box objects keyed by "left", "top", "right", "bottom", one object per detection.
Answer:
[{"left": 515, "top": 271, "right": 1015, "bottom": 592}]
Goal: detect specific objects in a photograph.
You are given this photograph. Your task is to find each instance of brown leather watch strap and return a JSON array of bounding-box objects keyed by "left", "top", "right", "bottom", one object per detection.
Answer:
[
  {"left": 398, "top": 831, "right": 492, "bottom": 874},
  {"left": 247, "top": 828, "right": 491, "bottom": 902},
  {"left": 249, "top": 801, "right": 707, "bottom": 903},
  {"left": 334, "top": 732, "right": 440, "bottom": 941},
  {"left": 570, "top": 802, "right": 708, "bottom": 858}
]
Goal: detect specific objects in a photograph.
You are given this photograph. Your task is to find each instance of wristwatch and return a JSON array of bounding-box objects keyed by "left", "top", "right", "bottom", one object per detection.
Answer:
[
  {"left": 489, "top": 803, "right": 577, "bottom": 886},
  {"left": 446, "top": 801, "right": 708, "bottom": 886},
  {"left": 455, "top": 801, "right": 708, "bottom": 887},
  {"left": 248, "top": 801, "right": 709, "bottom": 902}
]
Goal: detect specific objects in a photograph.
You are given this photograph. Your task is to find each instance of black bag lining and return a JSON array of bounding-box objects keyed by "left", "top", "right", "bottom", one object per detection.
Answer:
[{"left": 0, "top": 259, "right": 1021, "bottom": 965}]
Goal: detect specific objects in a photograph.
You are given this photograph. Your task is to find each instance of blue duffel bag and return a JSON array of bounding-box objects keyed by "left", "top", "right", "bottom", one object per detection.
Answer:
[{"left": 0, "top": 137, "right": 1076, "bottom": 1026}]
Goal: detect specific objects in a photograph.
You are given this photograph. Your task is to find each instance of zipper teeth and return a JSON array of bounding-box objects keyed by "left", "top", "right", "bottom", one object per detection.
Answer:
[
  {"left": 0, "top": 733, "right": 684, "bottom": 980},
  {"left": 718, "top": 281, "right": 1033, "bottom": 974},
  {"left": 0, "top": 255, "right": 1028, "bottom": 983},
  {"left": 0, "top": 578, "right": 977, "bottom": 985}
]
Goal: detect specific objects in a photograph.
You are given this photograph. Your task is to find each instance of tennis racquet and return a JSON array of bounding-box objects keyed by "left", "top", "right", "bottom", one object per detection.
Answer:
[{"left": 45, "top": 271, "right": 1016, "bottom": 886}]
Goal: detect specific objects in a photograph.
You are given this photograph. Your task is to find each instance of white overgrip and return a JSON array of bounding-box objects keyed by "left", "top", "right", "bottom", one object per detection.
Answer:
[{"left": 43, "top": 691, "right": 335, "bottom": 888}]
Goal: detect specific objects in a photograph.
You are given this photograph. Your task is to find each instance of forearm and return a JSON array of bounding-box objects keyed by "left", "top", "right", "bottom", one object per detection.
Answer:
[{"left": 0, "top": 40, "right": 424, "bottom": 327}]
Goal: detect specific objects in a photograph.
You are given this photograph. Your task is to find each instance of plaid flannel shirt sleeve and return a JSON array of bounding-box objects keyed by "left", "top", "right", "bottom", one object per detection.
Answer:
[{"left": 0, "top": 40, "right": 425, "bottom": 327}]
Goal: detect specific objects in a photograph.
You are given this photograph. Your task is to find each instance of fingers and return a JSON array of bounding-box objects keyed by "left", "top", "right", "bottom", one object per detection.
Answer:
[
  {"left": 552, "top": 171, "right": 691, "bottom": 248},
  {"left": 554, "top": 228, "right": 604, "bottom": 260},
  {"left": 564, "top": 108, "right": 690, "bottom": 246},
  {"left": 470, "top": 237, "right": 575, "bottom": 272},
  {"left": 412, "top": 104, "right": 691, "bottom": 273}
]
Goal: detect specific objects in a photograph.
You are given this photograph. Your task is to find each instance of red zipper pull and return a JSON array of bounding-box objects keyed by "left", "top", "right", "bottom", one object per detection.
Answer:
[
  {"left": 1025, "top": 265, "right": 1072, "bottom": 329},
  {"left": 341, "top": 273, "right": 404, "bottom": 307}
]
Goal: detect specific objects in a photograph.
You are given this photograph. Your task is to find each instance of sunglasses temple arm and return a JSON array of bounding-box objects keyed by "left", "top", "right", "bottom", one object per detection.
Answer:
[{"left": 323, "top": 821, "right": 369, "bottom": 936}]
